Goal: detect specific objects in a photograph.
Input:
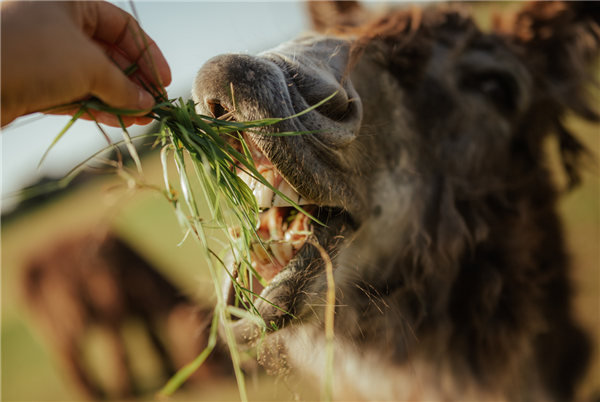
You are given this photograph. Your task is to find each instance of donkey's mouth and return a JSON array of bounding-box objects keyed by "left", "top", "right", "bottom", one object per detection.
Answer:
[
  {"left": 225, "top": 204, "right": 346, "bottom": 301},
  {"left": 222, "top": 133, "right": 353, "bottom": 337},
  {"left": 230, "top": 133, "right": 321, "bottom": 283}
]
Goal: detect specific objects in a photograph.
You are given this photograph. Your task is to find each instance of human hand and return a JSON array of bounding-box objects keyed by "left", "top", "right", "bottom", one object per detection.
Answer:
[{"left": 0, "top": 1, "right": 171, "bottom": 128}]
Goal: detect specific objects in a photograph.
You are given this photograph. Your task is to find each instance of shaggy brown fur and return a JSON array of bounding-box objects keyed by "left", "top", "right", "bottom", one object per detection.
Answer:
[
  {"left": 21, "top": 232, "right": 230, "bottom": 400},
  {"left": 318, "top": 2, "right": 598, "bottom": 400},
  {"left": 330, "top": 2, "right": 598, "bottom": 400}
]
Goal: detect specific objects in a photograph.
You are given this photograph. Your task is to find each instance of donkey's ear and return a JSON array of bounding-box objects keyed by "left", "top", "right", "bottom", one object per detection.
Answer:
[
  {"left": 508, "top": 1, "right": 600, "bottom": 119},
  {"left": 307, "top": 1, "right": 367, "bottom": 33},
  {"left": 504, "top": 2, "right": 600, "bottom": 189}
]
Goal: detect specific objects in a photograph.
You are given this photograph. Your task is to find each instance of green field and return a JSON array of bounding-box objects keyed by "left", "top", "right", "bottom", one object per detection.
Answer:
[{"left": 1, "top": 149, "right": 325, "bottom": 401}]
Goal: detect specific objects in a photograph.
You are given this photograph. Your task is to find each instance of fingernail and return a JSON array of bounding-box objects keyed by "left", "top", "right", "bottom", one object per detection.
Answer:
[{"left": 137, "top": 89, "right": 155, "bottom": 110}]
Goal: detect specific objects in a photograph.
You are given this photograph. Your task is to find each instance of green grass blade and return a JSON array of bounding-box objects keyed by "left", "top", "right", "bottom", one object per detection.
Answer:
[
  {"left": 157, "top": 307, "right": 220, "bottom": 397},
  {"left": 38, "top": 106, "right": 87, "bottom": 169},
  {"left": 118, "top": 116, "right": 144, "bottom": 174}
]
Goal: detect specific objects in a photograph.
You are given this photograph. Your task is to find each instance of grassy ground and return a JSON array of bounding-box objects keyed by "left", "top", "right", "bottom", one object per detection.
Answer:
[{"left": 1, "top": 148, "right": 323, "bottom": 401}]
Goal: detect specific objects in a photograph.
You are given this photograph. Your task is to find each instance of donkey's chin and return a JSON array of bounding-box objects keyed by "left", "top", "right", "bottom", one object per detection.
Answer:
[{"left": 223, "top": 136, "right": 356, "bottom": 348}]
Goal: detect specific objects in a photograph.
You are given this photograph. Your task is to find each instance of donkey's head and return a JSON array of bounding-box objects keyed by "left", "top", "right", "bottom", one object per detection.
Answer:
[{"left": 192, "top": 1, "right": 599, "bottom": 352}]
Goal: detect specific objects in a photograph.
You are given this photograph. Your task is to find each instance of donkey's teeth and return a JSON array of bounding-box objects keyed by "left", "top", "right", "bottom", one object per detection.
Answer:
[
  {"left": 239, "top": 171, "right": 257, "bottom": 190},
  {"left": 270, "top": 243, "right": 288, "bottom": 266},
  {"left": 253, "top": 260, "right": 280, "bottom": 282},
  {"left": 271, "top": 242, "right": 293, "bottom": 266},
  {"left": 233, "top": 147, "right": 316, "bottom": 281},
  {"left": 298, "top": 196, "right": 315, "bottom": 206},
  {"left": 273, "top": 180, "right": 300, "bottom": 207},
  {"left": 285, "top": 231, "right": 307, "bottom": 250},
  {"left": 255, "top": 186, "right": 274, "bottom": 208},
  {"left": 267, "top": 207, "right": 283, "bottom": 239},
  {"left": 252, "top": 171, "right": 308, "bottom": 208},
  {"left": 252, "top": 246, "right": 270, "bottom": 264},
  {"left": 247, "top": 206, "right": 312, "bottom": 283},
  {"left": 254, "top": 169, "right": 274, "bottom": 208},
  {"left": 238, "top": 160, "right": 313, "bottom": 208},
  {"left": 281, "top": 241, "right": 294, "bottom": 260}
]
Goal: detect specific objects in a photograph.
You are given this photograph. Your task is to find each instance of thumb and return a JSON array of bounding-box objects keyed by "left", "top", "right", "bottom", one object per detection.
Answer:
[{"left": 87, "top": 49, "right": 156, "bottom": 113}]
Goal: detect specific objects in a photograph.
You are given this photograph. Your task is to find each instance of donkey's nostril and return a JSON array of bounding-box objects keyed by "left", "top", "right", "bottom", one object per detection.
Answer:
[{"left": 207, "top": 100, "right": 229, "bottom": 119}]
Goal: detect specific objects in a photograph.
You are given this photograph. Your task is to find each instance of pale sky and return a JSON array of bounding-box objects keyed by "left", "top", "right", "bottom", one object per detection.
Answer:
[{"left": 1, "top": 2, "right": 308, "bottom": 212}]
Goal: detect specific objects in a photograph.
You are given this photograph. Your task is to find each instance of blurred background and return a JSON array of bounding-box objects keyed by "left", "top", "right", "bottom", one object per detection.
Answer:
[{"left": 1, "top": 2, "right": 598, "bottom": 401}]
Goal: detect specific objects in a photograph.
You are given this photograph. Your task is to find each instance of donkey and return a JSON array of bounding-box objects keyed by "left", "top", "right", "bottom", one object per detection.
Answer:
[
  {"left": 192, "top": 1, "right": 599, "bottom": 401},
  {"left": 21, "top": 232, "right": 230, "bottom": 400}
]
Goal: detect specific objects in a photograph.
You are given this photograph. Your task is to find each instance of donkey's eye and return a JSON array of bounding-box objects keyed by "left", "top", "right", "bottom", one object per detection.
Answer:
[{"left": 461, "top": 73, "right": 517, "bottom": 113}]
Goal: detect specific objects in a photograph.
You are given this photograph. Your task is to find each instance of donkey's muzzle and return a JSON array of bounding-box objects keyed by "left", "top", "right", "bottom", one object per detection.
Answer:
[
  {"left": 192, "top": 35, "right": 366, "bottom": 218},
  {"left": 192, "top": 35, "right": 363, "bottom": 149}
]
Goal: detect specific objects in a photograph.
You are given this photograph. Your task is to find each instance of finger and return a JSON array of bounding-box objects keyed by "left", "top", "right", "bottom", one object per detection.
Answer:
[
  {"left": 84, "top": 112, "right": 138, "bottom": 127},
  {"left": 92, "top": 112, "right": 137, "bottom": 127},
  {"left": 92, "top": 2, "right": 172, "bottom": 88},
  {"left": 87, "top": 43, "right": 156, "bottom": 113},
  {"left": 95, "top": 40, "right": 163, "bottom": 98},
  {"left": 43, "top": 106, "right": 84, "bottom": 117},
  {"left": 135, "top": 116, "right": 154, "bottom": 125},
  {"left": 46, "top": 107, "right": 138, "bottom": 127}
]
